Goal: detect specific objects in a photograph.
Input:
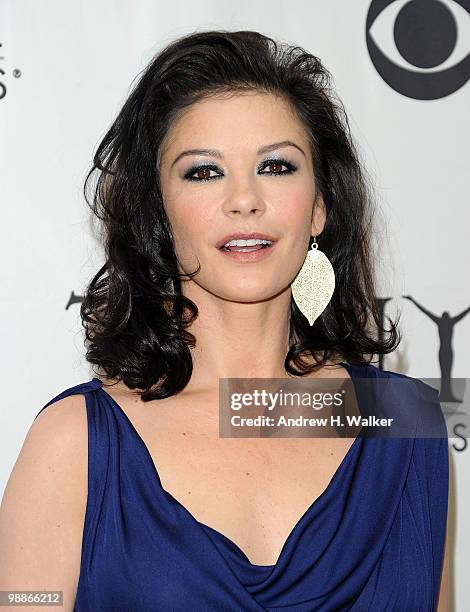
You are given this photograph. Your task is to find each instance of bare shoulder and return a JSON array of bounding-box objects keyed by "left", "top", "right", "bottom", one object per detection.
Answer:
[
  {"left": 33, "top": 391, "right": 88, "bottom": 437},
  {"left": 0, "top": 393, "right": 88, "bottom": 611}
]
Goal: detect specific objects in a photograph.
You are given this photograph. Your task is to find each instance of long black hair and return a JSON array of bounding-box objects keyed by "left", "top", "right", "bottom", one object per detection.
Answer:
[{"left": 81, "top": 29, "right": 400, "bottom": 400}]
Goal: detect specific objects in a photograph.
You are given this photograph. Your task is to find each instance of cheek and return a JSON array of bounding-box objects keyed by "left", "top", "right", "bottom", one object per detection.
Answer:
[
  {"left": 164, "top": 194, "right": 212, "bottom": 260},
  {"left": 275, "top": 189, "right": 313, "bottom": 233}
]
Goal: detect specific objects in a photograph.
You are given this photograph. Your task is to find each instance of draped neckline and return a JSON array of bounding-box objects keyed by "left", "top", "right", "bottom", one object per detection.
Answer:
[{"left": 91, "top": 361, "right": 367, "bottom": 569}]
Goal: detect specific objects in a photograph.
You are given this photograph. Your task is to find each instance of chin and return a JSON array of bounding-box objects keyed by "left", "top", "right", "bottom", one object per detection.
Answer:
[{"left": 217, "top": 282, "right": 282, "bottom": 303}]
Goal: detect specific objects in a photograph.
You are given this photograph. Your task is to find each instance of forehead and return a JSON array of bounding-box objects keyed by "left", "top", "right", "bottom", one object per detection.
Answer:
[{"left": 160, "top": 91, "right": 309, "bottom": 159}]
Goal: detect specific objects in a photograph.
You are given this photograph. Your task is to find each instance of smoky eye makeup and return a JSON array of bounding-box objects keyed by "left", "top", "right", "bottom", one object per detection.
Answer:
[
  {"left": 183, "top": 163, "right": 221, "bottom": 182},
  {"left": 182, "top": 157, "right": 299, "bottom": 182}
]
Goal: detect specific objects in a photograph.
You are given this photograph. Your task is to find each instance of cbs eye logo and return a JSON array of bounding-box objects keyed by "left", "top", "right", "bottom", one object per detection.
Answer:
[{"left": 366, "top": 0, "right": 470, "bottom": 99}]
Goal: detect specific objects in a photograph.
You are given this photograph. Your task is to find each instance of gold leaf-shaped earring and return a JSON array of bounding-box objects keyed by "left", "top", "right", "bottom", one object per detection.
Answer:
[{"left": 291, "top": 236, "right": 335, "bottom": 326}]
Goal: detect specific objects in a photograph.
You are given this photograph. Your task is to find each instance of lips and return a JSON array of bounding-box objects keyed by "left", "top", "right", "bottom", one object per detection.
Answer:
[{"left": 215, "top": 232, "right": 278, "bottom": 249}]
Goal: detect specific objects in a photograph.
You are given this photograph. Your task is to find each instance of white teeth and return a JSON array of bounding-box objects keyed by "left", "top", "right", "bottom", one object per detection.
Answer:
[{"left": 223, "top": 238, "right": 273, "bottom": 247}]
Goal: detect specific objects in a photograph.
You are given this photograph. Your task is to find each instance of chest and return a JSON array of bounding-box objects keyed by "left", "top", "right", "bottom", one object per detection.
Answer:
[{"left": 111, "top": 392, "right": 357, "bottom": 566}]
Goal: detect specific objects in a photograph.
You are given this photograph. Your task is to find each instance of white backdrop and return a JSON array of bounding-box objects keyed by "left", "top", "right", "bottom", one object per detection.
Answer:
[{"left": 1, "top": 0, "right": 468, "bottom": 608}]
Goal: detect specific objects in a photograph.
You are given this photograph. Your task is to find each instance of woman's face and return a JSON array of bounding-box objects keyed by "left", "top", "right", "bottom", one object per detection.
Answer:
[{"left": 158, "top": 91, "right": 325, "bottom": 302}]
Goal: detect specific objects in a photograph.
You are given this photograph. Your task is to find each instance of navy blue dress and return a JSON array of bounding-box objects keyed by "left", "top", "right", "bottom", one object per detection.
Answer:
[{"left": 35, "top": 363, "right": 449, "bottom": 611}]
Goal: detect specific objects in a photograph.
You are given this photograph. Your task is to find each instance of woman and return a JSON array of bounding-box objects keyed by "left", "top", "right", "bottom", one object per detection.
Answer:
[{"left": 0, "top": 30, "right": 449, "bottom": 610}]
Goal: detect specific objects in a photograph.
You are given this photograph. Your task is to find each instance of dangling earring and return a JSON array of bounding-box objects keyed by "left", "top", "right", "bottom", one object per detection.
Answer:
[{"left": 291, "top": 236, "right": 335, "bottom": 326}]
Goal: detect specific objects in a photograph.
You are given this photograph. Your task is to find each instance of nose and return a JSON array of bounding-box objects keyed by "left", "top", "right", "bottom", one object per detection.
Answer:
[{"left": 222, "top": 184, "right": 267, "bottom": 217}]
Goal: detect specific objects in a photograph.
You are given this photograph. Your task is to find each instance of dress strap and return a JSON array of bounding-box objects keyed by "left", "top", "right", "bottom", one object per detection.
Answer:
[
  {"left": 34, "top": 377, "right": 115, "bottom": 594},
  {"left": 34, "top": 378, "right": 103, "bottom": 420}
]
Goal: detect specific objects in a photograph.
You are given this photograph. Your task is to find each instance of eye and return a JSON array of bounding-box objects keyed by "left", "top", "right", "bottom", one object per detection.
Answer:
[
  {"left": 183, "top": 164, "right": 222, "bottom": 182},
  {"left": 258, "top": 158, "right": 297, "bottom": 176},
  {"left": 183, "top": 157, "right": 298, "bottom": 182}
]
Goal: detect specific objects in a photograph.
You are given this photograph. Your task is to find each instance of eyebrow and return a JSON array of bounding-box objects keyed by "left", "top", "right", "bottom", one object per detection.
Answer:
[{"left": 170, "top": 140, "right": 306, "bottom": 168}]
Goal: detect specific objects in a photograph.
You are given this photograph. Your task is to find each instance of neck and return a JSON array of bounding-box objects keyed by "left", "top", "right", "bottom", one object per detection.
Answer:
[{"left": 181, "top": 282, "right": 294, "bottom": 394}]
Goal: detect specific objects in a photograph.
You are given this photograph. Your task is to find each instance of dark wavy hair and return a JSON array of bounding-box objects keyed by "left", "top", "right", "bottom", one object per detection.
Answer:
[{"left": 80, "top": 29, "right": 400, "bottom": 400}]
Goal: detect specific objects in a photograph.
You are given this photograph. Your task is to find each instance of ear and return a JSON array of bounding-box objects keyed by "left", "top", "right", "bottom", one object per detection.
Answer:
[{"left": 310, "top": 192, "right": 326, "bottom": 237}]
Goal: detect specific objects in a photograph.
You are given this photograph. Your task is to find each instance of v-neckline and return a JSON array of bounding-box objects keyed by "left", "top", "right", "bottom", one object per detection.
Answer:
[{"left": 91, "top": 361, "right": 368, "bottom": 569}]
